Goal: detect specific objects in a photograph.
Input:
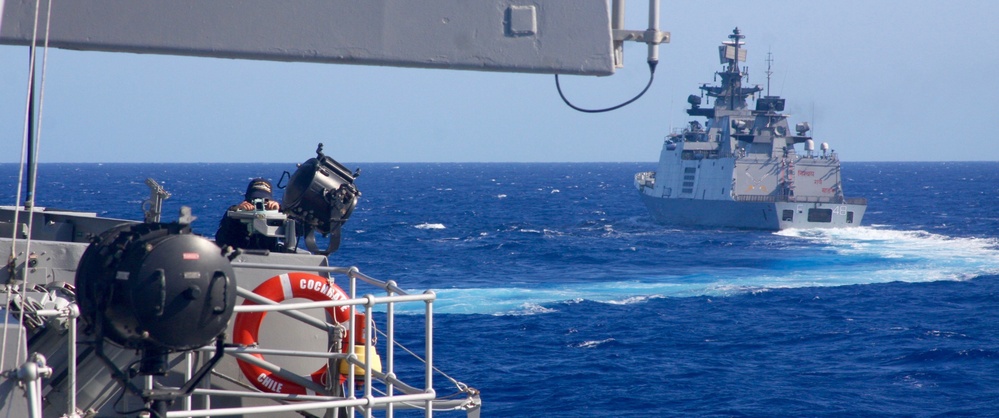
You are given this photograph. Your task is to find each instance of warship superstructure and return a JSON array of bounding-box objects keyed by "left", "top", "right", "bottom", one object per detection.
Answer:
[{"left": 636, "top": 29, "right": 866, "bottom": 230}]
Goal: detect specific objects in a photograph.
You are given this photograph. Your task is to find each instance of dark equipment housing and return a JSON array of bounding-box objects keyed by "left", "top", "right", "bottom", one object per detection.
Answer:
[
  {"left": 76, "top": 223, "right": 235, "bottom": 369},
  {"left": 75, "top": 222, "right": 234, "bottom": 414},
  {"left": 282, "top": 143, "right": 360, "bottom": 255}
]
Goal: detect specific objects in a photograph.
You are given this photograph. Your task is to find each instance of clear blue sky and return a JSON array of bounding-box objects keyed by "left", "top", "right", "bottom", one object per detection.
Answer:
[{"left": 1, "top": 0, "right": 996, "bottom": 163}]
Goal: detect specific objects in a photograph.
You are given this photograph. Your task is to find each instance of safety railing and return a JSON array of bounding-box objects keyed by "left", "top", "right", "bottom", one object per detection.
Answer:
[
  {"left": 734, "top": 194, "right": 866, "bottom": 205},
  {"left": 845, "top": 197, "right": 868, "bottom": 205},
  {"left": 160, "top": 262, "right": 478, "bottom": 418},
  {"left": 3, "top": 255, "right": 478, "bottom": 418}
]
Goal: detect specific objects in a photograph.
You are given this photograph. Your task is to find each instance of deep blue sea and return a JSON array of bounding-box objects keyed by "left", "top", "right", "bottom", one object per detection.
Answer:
[{"left": 4, "top": 161, "right": 999, "bottom": 416}]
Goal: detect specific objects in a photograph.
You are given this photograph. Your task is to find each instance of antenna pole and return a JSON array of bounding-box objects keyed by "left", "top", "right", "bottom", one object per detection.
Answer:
[
  {"left": 728, "top": 28, "right": 745, "bottom": 111},
  {"left": 647, "top": 0, "right": 660, "bottom": 65},
  {"left": 25, "top": 47, "right": 37, "bottom": 209},
  {"left": 765, "top": 50, "right": 774, "bottom": 96}
]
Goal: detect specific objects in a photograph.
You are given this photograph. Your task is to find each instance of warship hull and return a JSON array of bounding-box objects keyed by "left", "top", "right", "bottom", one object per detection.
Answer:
[{"left": 637, "top": 188, "right": 866, "bottom": 230}]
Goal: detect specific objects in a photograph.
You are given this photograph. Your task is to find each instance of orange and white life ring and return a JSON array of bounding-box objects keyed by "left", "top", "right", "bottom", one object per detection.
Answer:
[{"left": 232, "top": 272, "right": 369, "bottom": 395}]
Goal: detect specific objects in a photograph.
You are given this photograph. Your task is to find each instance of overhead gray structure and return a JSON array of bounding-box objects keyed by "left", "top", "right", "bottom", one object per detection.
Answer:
[{"left": 0, "top": 0, "right": 669, "bottom": 75}]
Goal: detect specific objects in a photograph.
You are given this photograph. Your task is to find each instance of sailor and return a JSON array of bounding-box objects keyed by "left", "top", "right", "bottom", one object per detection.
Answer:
[{"left": 215, "top": 178, "right": 283, "bottom": 251}]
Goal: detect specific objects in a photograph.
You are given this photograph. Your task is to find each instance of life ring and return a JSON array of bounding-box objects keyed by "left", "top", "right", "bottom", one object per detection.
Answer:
[{"left": 233, "top": 272, "right": 367, "bottom": 395}]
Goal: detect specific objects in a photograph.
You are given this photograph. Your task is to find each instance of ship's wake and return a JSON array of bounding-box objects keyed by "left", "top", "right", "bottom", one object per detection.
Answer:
[{"left": 394, "top": 227, "right": 999, "bottom": 315}]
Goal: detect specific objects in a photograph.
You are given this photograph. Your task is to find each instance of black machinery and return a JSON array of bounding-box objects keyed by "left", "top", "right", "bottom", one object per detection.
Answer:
[
  {"left": 281, "top": 143, "right": 361, "bottom": 255},
  {"left": 75, "top": 222, "right": 235, "bottom": 416},
  {"left": 218, "top": 143, "right": 360, "bottom": 256}
]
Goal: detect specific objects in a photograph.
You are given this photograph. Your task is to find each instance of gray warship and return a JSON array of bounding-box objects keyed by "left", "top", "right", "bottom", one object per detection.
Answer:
[{"left": 635, "top": 28, "right": 866, "bottom": 230}]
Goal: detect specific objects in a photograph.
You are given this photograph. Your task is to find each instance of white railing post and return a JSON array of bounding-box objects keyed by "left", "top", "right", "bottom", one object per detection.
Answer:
[
  {"left": 386, "top": 280, "right": 396, "bottom": 418},
  {"left": 364, "top": 295, "right": 375, "bottom": 418},
  {"left": 348, "top": 268, "right": 358, "bottom": 416},
  {"left": 66, "top": 304, "right": 79, "bottom": 416},
  {"left": 424, "top": 290, "right": 435, "bottom": 418}
]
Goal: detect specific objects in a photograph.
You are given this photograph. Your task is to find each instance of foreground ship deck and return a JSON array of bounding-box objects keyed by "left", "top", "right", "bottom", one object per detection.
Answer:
[
  {"left": 0, "top": 1, "right": 672, "bottom": 416},
  {"left": 0, "top": 203, "right": 480, "bottom": 417},
  {"left": 636, "top": 28, "right": 866, "bottom": 230}
]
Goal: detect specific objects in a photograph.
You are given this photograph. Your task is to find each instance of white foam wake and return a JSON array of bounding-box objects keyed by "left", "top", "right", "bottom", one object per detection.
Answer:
[
  {"left": 413, "top": 223, "right": 446, "bottom": 230},
  {"left": 777, "top": 227, "right": 999, "bottom": 282},
  {"left": 387, "top": 227, "right": 999, "bottom": 315}
]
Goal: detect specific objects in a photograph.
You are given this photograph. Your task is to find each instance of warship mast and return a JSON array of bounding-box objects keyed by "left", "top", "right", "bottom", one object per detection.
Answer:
[{"left": 689, "top": 28, "right": 762, "bottom": 118}]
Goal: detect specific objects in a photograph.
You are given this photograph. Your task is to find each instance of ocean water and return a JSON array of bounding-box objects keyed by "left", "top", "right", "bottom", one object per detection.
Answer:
[{"left": 3, "top": 161, "right": 998, "bottom": 416}]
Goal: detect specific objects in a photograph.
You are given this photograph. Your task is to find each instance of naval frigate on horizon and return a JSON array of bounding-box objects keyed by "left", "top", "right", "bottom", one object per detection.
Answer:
[{"left": 635, "top": 28, "right": 867, "bottom": 230}]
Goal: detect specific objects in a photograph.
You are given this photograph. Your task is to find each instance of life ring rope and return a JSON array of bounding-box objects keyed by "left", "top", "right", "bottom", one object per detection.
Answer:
[{"left": 233, "top": 271, "right": 367, "bottom": 395}]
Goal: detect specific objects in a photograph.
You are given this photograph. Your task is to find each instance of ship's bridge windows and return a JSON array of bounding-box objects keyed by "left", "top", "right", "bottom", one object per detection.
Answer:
[{"left": 807, "top": 208, "right": 833, "bottom": 223}]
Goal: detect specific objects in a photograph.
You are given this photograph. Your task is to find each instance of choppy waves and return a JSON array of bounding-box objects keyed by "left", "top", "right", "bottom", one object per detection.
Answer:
[{"left": 388, "top": 227, "right": 999, "bottom": 314}]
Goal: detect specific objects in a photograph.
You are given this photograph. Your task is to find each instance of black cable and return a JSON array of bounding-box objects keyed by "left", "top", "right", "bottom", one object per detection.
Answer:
[
  {"left": 112, "top": 359, "right": 160, "bottom": 417},
  {"left": 556, "top": 60, "right": 658, "bottom": 113}
]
